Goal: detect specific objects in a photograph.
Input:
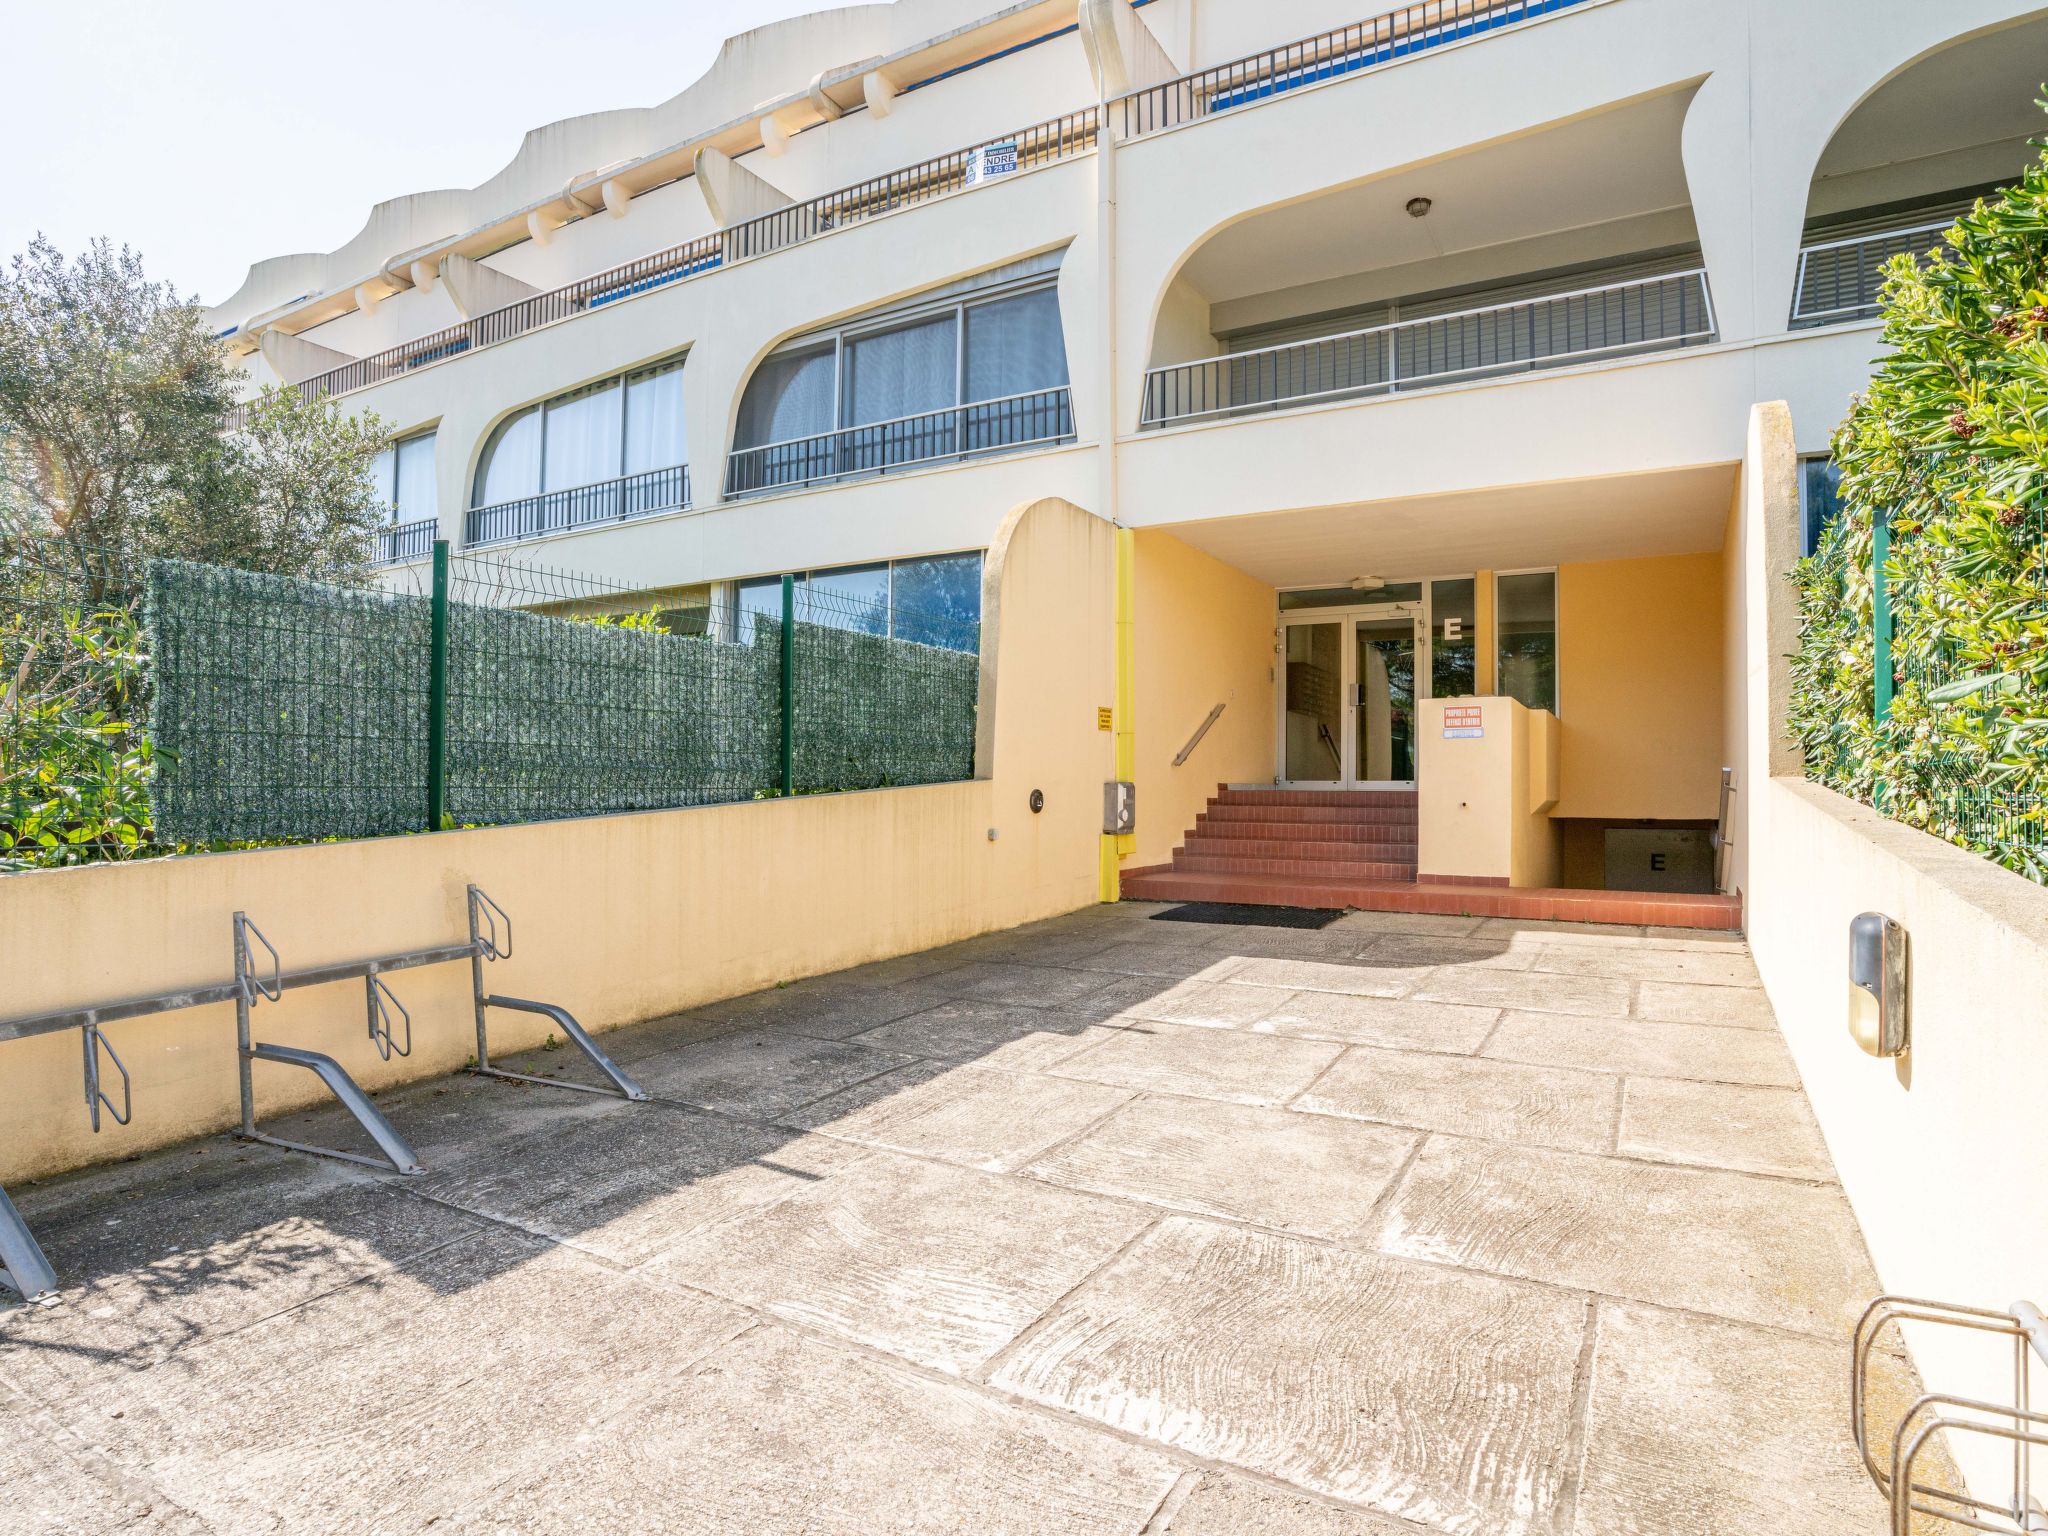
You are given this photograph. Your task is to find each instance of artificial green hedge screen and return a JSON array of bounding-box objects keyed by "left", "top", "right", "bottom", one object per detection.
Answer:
[{"left": 146, "top": 560, "right": 979, "bottom": 844}]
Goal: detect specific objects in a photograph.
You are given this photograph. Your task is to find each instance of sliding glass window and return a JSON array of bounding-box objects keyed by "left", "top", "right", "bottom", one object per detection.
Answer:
[
  {"left": 369, "top": 431, "right": 437, "bottom": 525},
  {"left": 733, "top": 552, "right": 984, "bottom": 654},
  {"left": 468, "top": 357, "right": 688, "bottom": 545},
  {"left": 728, "top": 270, "right": 1072, "bottom": 495}
]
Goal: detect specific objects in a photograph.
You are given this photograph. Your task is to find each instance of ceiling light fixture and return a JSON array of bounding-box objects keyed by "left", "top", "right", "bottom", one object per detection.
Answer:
[{"left": 1406, "top": 197, "right": 1433, "bottom": 218}]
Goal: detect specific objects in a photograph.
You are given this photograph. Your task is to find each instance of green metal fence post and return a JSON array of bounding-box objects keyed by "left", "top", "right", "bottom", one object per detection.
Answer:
[
  {"left": 427, "top": 539, "right": 450, "bottom": 830},
  {"left": 778, "top": 573, "right": 795, "bottom": 797}
]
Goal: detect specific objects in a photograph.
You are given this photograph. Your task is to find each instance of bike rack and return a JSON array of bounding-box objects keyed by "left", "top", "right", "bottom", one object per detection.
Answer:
[
  {"left": 1853, "top": 1292, "right": 2048, "bottom": 1534},
  {"left": 0, "top": 882, "right": 643, "bottom": 1301}
]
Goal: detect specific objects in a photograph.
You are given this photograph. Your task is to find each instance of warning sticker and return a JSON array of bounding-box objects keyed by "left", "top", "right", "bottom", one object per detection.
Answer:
[{"left": 1442, "top": 704, "right": 1484, "bottom": 740}]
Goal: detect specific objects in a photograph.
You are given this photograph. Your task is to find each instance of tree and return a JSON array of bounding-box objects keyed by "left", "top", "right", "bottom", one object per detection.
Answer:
[
  {"left": 1789, "top": 105, "right": 2048, "bottom": 879},
  {"left": 0, "top": 235, "right": 388, "bottom": 585}
]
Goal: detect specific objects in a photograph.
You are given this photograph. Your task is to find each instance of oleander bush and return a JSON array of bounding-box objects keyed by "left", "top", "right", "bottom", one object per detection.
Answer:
[{"left": 1790, "top": 104, "right": 2048, "bottom": 881}]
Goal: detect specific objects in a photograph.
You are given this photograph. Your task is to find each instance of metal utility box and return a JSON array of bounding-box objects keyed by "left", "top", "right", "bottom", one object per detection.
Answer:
[{"left": 1603, "top": 828, "right": 1714, "bottom": 894}]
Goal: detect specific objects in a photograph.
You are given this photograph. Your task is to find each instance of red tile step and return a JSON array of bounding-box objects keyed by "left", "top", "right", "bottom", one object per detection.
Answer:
[
  {"left": 1179, "top": 835, "right": 1418, "bottom": 862},
  {"left": 1174, "top": 854, "right": 1420, "bottom": 883},
  {"left": 1189, "top": 820, "right": 1418, "bottom": 845},
  {"left": 1200, "top": 804, "right": 1418, "bottom": 827},
  {"left": 1118, "top": 869, "right": 1742, "bottom": 931}
]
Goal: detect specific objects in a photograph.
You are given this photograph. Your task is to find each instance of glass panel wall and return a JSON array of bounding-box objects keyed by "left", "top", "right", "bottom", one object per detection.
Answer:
[
  {"left": 1801, "top": 455, "right": 1843, "bottom": 556},
  {"left": 1495, "top": 570, "right": 1558, "bottom": 713},
  {"left": 471, "top": 357, "right": 687, "bottom": 515},
  {"left": 1429, "top": 577, "right": 1477, "bottom": 698},
  {"left": 733, "top": 551, "right": 984, "bottom": 653},
  {"left": 370, "top": 431, "right": 438, "bottom": 524}
]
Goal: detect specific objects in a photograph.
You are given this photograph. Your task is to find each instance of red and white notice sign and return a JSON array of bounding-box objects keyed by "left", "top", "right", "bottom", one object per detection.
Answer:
[{"left": 1442, "top": 704, "right": 1484, "bottom": 740}]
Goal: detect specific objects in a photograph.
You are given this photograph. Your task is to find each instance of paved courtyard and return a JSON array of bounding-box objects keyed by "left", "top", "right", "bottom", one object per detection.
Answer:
[{"left": 4, "top": 903, "right": 1907, "bottom": 1534}]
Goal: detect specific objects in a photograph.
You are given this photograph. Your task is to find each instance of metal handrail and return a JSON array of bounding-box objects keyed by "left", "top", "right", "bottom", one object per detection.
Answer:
[
  {"left": 1111, "top": 0, "right": 1588, "bottom": 138},
  {"left": 254, "top": 109, "right": 1099, "bottom": 412},
  {"left": 1790, "top": 218, "right": 1955, "bottom": 327},
  {"left": 377, "top": 517, "right": 439, "bottom": 566},
  {"left": 1142, "top": 267, "right": 1715, "bottom": 426},
  {"left": 724, "top": 386, "right": 1075, "bottom": 497},
  {"left": 465, "top": 463, "right": 690, "bottom": 548}
]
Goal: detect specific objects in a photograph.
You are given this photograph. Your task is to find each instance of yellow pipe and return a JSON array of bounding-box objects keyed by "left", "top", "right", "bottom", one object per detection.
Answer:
[{"left": 1100, "top": 526, "right": 1136, "bottom": 901}]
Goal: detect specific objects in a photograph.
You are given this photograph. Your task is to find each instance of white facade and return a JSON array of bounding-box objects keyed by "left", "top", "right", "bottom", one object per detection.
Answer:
[{"left": 207, "top": 0, "right": 2048, "bottom": 603}]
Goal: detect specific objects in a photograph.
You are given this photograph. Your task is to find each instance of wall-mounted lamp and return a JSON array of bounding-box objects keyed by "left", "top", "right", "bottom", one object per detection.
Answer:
[
  {"left": 1849, "top": 911, "right": 1908, "bottom": 1057},
  {"left": 1405, "top": 197, "right": 1433, "bottom": 219}
]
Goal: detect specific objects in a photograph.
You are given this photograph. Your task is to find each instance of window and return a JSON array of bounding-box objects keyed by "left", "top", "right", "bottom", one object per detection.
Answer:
[
  {"left": 1801, "top": 455, "right": 1843, "bottom": 556},
  {"left": 729, "top": 261, "right": 1072, "bottom": 493},
  {"left": 368, "top": 432, "right": 437, "bottom": 524},
  {"left": 1430, "top": 577, "right": 1477, "bottom": 698},
  {"left": 472, "top": 357, "right": 688, "bottom": 509},
  {"left": 1495, "top": 570, "right": 1557, "bottom": 713},
  {"left": 733, "top": 552, "right": 984, "bottom": 653}
]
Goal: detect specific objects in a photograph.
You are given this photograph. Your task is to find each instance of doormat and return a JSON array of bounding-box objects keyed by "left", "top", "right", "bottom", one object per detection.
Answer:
[{"left": 1152, "top": 902, "right": 1345, "bottom": 930}]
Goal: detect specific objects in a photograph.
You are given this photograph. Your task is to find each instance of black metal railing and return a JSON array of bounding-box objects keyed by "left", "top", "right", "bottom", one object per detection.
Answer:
[
  {"left": 376, "top": 517, "right": 439, "bottom": 565},
  {"left": 464, "top": 464, "right": 691, "bottom": 548},
  {"left": 1790, "top": 220, "right": 1953, "bottom": 328},
  {"left": 724, "top": 387, "right": 1074, "bottom": 497},
  {"left": 723, "top": 109, "right": 1098, "bottom": 263},
  {"left": 256, "top": 109, "right": 1099, "bottom": 412},
  {"left": 1142, "top": 269, "right": 1714, "bottom": 426},
  {"left": 1112, "top": 0, "right": 1590, "bottom": 138}
]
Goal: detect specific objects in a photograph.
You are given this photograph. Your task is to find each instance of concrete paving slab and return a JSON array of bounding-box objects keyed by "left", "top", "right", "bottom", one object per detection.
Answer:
[
  {"left": 990, "top": 1216, "right": 1586, "bottom": 1535},
  {"left": 1635, "top": 978, "right": 1779, "bottom": 1029},
  {"left": 1070, "top": 940, "right": 1243, "bottom": 979},
  {"left": 1254, "top": 992, "right": 1501, "bottom": 1052},
  {"left": 646, "top": 1151, "right": 1150, "bottom": 1374},
  {"left": 1195, "top": 929, "right": 1383, "bottom": 962},
  {"left": 1025, "top": 1094, "right": 1416, "bottom": 1242},
  {"left": 1411, "top": 967, "right": 1634, "bottom": 1017},
  {"left": 1470, "top": 918, "right": 1648, "bottom": 945},
  {"left": 1297, "top": 1047, "right": 1619, "bottom": 1154},
  {"left": 1119, "top": 977, "right": 1294, "bottom": 1029},
  {"left": 416, "top": 1097, "right": 862, "bottom": 1265},
  {"left": 0, "top": 1150, "right": 481, "bottom": 1404},
  {"left": 1572, "top": 1302, "right": 1890, "bottom": 1535},
  {"left": 939, "top": 960, "right": 1128, "bottom": 1009},
  {"left": 844, "top": 998, "right": 1128, "bottom": 1071},
  {"left": 788, "top": 1063, "right": 1133, "bottom": 1172},
  {"left": 76, "top": 1231, "right": 750, "bottom": 1534},
  {"left": 454, "top": 1323, "right": 1183, "bottom": 1535},
  {"left": 1162, "top": 1472, "right": 1419, "bottom": 1533},
  {"left": 1530, "top": 946, "right": 1763, "bottom": 988},
  {"left": 680, "top": 977, "right": 955, "bottom": 1039},
  {"left": 1212, "top": 955, "right": 1417, "bottom": 997},
  {"left": 2, "top": 1381, "right": 204, "bottom": 1536},
  {"left": 1331, "top": 910, "right": 1488, "bottom": 938},
  {"left": 1050, "top": 1020, "right": 1344, "bottom": 1106},
  {"left": 1377, "top": 1138, "right": 1877, "bottom": 1336},
  {"left": 627, "top": 1026, "right": 916, "bottom": 1117},
  {"left": 1484, "top": 1011, "right": 1801, "bottom": 1087},
  {"left": 1618, "top": 1079, "right": 1834, "bottom": 1179}
]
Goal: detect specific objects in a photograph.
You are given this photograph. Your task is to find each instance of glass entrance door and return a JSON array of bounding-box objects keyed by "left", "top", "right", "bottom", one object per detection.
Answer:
[{"left": 1279, "top": 604, "right": 1425, "bottom": 788}]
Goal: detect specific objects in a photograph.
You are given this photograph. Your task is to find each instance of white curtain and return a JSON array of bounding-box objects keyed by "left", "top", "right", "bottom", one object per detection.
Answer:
[
  {"left": 964, "top": 288, "right": 1067, "bottom": 402},
  {"left": 543, "top": 382, "right": 623, "bottom": 492},
  {"left": 474, "top": 410, "right": 542, "bottom": 506},
  {"left": 368, "top": 447, "right": 396, "bottom": 520},
  {"left": 623, "top": 365, "right": 686, "bottom": 475},
  {"left": 736, "top": 345, "right": 834, "bottom": 447},
  {"left": 392, "top": 434, "right": 436, "bottom": 521}
]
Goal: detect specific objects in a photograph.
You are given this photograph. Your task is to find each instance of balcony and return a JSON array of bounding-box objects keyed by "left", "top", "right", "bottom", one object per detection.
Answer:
[
  {"left": 376, "top": 517, "right": 439, "bottom": 565},
  {"left": 1111, "top": 0, "right": 1591, "bottom": 138},
  {"left": 465, "top": 464, "right": 691, "bottom": 549},
  {"left": 724, "top": 387, "right": 1075, "bottom": 498},
  {"left": 260, "top": 109, "right": 1098, "bottom": 411},
  {"left": 1789, "top": 219, "right": 1952, "bottom": 328},
  {"left": 1141, "top": 269, "right": 1715, "bottom": 428}
]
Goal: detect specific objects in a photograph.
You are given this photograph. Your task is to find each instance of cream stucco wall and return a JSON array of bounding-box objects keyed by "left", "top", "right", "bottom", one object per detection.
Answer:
[
  {"left": 1553, "top": 549, "right": 1726, "bottom": 822},
  {"left": 0, "top": 496, "right": 1114, "bottom": 1188},
  {"left": 1416, "top": 696, "right": 1560, "bottom": 886},
  {"left": 1129, "top": 528, "right": 1275, "bottom": 865}
]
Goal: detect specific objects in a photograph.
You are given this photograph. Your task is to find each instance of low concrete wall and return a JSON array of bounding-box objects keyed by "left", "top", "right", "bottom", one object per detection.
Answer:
[{"left": 3, "top": 495, "right": 1116, "bottom": 1186}]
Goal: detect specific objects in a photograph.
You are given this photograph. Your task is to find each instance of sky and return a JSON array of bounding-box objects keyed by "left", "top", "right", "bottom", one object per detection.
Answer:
[{"left": 1, "top": 0, "right": 823, "bottom": 306}]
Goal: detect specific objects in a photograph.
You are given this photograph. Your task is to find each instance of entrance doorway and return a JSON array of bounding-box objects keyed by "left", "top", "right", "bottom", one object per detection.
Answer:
[{"left": 1279, "top": 604, "right": 1424, "bottom": 788}]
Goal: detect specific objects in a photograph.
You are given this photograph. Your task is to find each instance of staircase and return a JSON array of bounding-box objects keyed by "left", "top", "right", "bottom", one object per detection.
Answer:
[
  {"left": 1122, "top": 788, "right": 1419, "bottom": 906},
  {"left": 1122, "top": 785, "right": 1743, "bottom": 930}
]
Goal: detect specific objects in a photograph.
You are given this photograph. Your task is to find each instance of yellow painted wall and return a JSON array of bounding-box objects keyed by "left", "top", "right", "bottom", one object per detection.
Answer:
[
  {"left": 2, "top": 496, "right": 1116, "bottom": 1186},
  {"left": 1416, "top": 696, "right": 1559, "bottom": 886},
  {"left": 1130, "top": 528, "right": 1276, "bottom": 867},
  {"left": 1553, "top": 550, "right": 1725, "bottom": 821}
]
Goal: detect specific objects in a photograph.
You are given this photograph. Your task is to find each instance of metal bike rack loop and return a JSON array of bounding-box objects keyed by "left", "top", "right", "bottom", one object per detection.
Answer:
[
  {"left": 1853, "top": 1292, "right": 2048, "bottom": 1534},
  {"left": 0, "top": 883, "right": 643, "bottom": 1301}
]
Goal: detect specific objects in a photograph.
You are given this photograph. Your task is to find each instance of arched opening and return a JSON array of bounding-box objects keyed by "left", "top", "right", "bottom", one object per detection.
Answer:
[
  {"left": 1791, "top": 15, "right": 2048, "bottom": 328},
  {"left": 1140, "top": 86, "right": 1708, "bottom": 429}
]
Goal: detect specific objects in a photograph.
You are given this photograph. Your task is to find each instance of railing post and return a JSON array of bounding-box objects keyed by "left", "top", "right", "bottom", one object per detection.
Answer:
[
  {"left": 427, "top": 539, "right": 450, "bottom": 831},
  {"left": 779, "top": 573, "right": 796, "bottom": 797}
]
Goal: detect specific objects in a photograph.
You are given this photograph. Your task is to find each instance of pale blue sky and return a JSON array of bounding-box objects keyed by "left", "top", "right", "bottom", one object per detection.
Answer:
[{"left": 2, "top": 0, "right": 819, "bottom": 305}]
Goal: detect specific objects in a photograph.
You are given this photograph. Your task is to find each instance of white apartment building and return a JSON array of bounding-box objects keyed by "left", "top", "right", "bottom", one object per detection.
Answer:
[{"left": 205, "top": 0, "right": 2048, "bottom": 919}]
